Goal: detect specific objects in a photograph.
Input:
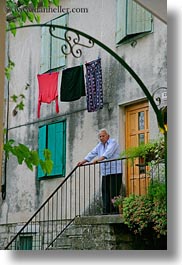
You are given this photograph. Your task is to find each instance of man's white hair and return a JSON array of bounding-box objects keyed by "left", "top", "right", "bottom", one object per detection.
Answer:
[{"left": 98, "top": 128, "right": 110, "bottom": 135}]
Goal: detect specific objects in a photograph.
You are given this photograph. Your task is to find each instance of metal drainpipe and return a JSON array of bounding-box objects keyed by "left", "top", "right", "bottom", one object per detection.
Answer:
[
  {"left": 0, "top": 0, "right": 6, "bottom": 197},
  {"left": 2, "top": 78, "right": 10, "bottom": 200},
  {"left": 1, "top": 37, "right": 11, "bottom": 200}
]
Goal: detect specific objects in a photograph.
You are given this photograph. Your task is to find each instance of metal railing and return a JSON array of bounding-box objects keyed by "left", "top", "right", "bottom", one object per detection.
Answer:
[{"left": 4, "top": 158, "right": 164, "bottom": 250}]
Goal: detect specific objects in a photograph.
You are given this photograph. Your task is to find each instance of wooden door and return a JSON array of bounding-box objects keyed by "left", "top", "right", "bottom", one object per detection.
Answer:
[{"left": 125, "top": 101, "right": 150, "bottom": 195}]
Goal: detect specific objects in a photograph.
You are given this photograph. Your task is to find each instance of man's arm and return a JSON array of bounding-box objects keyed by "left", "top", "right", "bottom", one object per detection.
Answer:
[
  {"left": 77, "top": 159, "right": 88, "bottom": 166},
  {"left": 77, "top": 144, "right": 99, "bottom": 166},
  {"left": 92, "top": 156, "right": 105, "bottom": 164}
]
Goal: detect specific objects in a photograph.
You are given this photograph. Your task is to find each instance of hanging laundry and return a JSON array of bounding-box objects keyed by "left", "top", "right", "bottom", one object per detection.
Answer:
[
  {"left": 60, "top": 65, "right": 86, "bottom": 101},
  {"left": 85, "top": 58, "right": 103, "bottom": 112},
  {"left": 37, "top": 72, "right": 59, "bottom": 118}
]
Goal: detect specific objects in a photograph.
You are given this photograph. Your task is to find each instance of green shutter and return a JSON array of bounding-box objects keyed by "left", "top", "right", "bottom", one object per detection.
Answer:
[
  {"left": 40, "top": 25, "right": 51, "bottom": 73},
  {"left": 116, "top": 0, "right": 127, "bottom": 44},
  {"left": 19, "top": 236, "right": 33, "bottom": 250},
  {"left": 37, "top": 125, "right": 47, "bottom": 178},
  {"left": 116, "top": 0, "right": 152, "bottom": 44},
  {"left": 127, "top": 0, "right": 152, "bottom": 35},
  {"left": 47, "top": 121, "right": 66, "bottom": 176},
  {"left": 51, "top": 14, "right": 68, "bottom": 69}
]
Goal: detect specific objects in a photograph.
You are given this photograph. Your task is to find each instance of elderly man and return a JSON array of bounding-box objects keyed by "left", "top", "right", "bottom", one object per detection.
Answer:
[{"left": 77, "top": 129, "right": 123, "bottom": 214}]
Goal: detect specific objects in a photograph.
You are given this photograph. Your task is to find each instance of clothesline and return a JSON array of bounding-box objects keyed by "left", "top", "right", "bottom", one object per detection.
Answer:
[
  {"left": 37, "top": 58, "right": 103, "bottom": 118},
  {"left": 41, "top": 56, "right": 101, "bottom": 75}
]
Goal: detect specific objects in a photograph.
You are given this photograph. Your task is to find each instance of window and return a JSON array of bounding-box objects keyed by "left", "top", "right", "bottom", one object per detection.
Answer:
[
  {"left": 116, "top": 0, "right": 153, "bottom": 45},
  {"left": 40, "top": 14, "right": 68, "bottom": 73},
  {"left": 19, "top": 235, "right": 33, "bottom": 250},
  {"left": 38, "top": 120, "right": 66, "bottom": 179}
]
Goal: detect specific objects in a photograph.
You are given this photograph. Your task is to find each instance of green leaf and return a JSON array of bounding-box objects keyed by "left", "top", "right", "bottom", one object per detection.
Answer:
[
  {"left": 35, "top": 14, "right": 41, "bottom": 24},
  {"left": 25, "top": 158, "right": 33, "bottom": 171},
  {"left": 9, "top": 22, "right": 17, "bottom": 36},
  {"left": 17, "top": 101, "right": 25, "bottom": 110},
  {"left": 53, "top": 0, "right": 60, "bottom": 6},
  {"left": 40, "top": 160, "right": 46, "bottom": 174},
  {"left": 5, "top": 69, "right": 10, "bottom": 81},
  {"left": 30, "top": 150, "right": 39, "bottom": 166},
  {"left": 12, "top": 10, "right": 19, "bottom": 18},
  {"left": 21, "top": 11, "right": 27, "bottom": 23},
  {"left": 18, "top": 144, "right": 30, "bottom": 158},
  {"left": 43, "top": 0, "right": 49, "bottom": 8},
  {"left": 44, "top": 160, "right": 54, "bottom": 174},
  {"left": 39, "top": 149, "right": 54, "bottom": 174},
  {"left": 12, "top": 146, "right": 24, "bottom": 164},
  {"left": 27, "top": 12, "right": 35, "bottom": 22},
  {"left": 44, "top": 149, "right": 52, "bottom": 160},
  {"left": 3, "top": 139, "right": 15, "bottom": 156},
  {"left": 23, "top": 0, "right": 31, "bottom": 5},
  {"left": 11, "top": 95, "right": 18, "bottom": 102},
  {"left": 31, "top": 0, "right": 39, "bottom": 8}
]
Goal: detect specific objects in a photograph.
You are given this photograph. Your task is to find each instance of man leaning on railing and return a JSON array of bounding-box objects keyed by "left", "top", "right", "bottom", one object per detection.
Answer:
[{"left": 77, "top": 128, "right": 123, "bottom": 214}]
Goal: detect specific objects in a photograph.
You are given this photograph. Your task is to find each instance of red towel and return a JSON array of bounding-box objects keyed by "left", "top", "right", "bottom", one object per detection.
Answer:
[{"left": 37, "top": 72, "right": 59, "bottom": 118}]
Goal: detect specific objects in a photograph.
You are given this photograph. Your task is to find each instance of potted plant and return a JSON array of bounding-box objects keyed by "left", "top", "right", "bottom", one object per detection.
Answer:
[
  {"left": 121, "top": 137, "right": 165, "bottom": 165},
  {"left": 111, "top": 195, "right": 123, "bottom": 214}
]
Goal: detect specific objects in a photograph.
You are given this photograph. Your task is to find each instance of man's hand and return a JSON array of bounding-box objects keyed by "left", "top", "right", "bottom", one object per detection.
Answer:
[
  {"left": 93, "top": 156, "right": 105, "bottom": 164},
  {"left": 77, "top": 160, "right": 87, "bottom": 166}
]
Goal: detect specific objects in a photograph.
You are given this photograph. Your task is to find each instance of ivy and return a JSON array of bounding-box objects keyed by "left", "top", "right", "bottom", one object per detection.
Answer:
[
  {"left": 3, "top": 139, "right": 53, "bottom": 174},
  {"left": 10, "top": 84, "right": 29, "bottom": 114},
  {"left": 5, "top": 59, "right": 15, "bottom": 80},
  {"left": 6, "top": 0, "right": 61, "bottom": 35},
  {"left": 5, "top": 1, "right": 60, "bottom": 173},
  {"left": 39, "top": 149, "right": 53, "bottom": 174}
]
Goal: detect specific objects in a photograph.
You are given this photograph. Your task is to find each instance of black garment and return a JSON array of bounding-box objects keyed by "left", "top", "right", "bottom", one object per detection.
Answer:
[
  {"left": 102, "top": 173, "right": 122, "bottom": 214},
  {"left": 60, "top": 65, "right": 86, "bottom": 101}
]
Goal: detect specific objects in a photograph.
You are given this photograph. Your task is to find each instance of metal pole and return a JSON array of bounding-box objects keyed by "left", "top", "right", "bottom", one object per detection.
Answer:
[{"left": 0, "top": 0, "right": 6, "bottom": 192}]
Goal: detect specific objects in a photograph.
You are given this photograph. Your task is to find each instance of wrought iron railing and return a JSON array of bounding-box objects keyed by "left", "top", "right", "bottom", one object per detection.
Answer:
[{"left": 4, "top": 158, "right": 164, "bottom": 250}]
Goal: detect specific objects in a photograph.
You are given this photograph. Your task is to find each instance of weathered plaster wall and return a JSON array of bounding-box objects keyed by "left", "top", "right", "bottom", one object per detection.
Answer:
[{"left": 0, "top": 0, "right": 167, "bottom": 225}]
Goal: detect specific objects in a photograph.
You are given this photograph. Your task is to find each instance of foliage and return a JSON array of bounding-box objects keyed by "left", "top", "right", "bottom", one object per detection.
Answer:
[
  {"left": 4, "top": 0, "right": 60, "bottom": 173},
  {"left": 10, "top": 83, "right": 30, "bottom": 115},
  {"left": 5, "top": 59, "right": 15, "bottom": 80},
  {"left": 3, "top": 139, "right": 53, "bottom": 174},
  {"left": 6, "top": 0, "right": 60, "bottom": 36},
  {"left": 111, "top": 195, "right": 123, "bottom": 208},
  {"left": 121, "top": 137, "right": 165, "bottom": 164},
  {"left": 123, "top": 180, "right": 167, "bottom": 237}
]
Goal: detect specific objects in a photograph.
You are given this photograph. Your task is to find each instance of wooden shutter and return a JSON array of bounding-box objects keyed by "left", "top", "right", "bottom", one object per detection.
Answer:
[
  {"left": 116, "top": 0, "right": 127, "bottom": 44},
  {"left": 116, "top": 0, "right": 152, "bottom": 44},
  {"left": 127, "top": 0, "right": 152, "bottom": 35},
  {"left": 51, "top": 14, "right": 67, "bottom": 69},
  {"left": 47, "top": 121, "right": 66, "bottom": 176},
  {"left": 40, "top": 25, "right": 51, "bottom": 73},
  {"left": 37, "top": 125, "right": 47, "bottom": 178}
]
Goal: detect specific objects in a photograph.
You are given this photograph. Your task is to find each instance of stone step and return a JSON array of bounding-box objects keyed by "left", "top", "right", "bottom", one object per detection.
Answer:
[{"left": 48, "top": 215, "right": 123, "bottom": 250}]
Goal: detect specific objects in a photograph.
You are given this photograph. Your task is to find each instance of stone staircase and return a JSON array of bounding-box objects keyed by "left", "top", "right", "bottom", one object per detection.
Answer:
[{"left": 49, "top": 215, "right": 124, "bottom": 250}]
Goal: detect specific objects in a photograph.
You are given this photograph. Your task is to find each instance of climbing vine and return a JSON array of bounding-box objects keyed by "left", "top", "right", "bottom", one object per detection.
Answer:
[
  {"left": 4, "top": 139, "right": 53, "bottom": 174},
  {"left": 4, "top": 0, "right": 60, "bottom": 174}
]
